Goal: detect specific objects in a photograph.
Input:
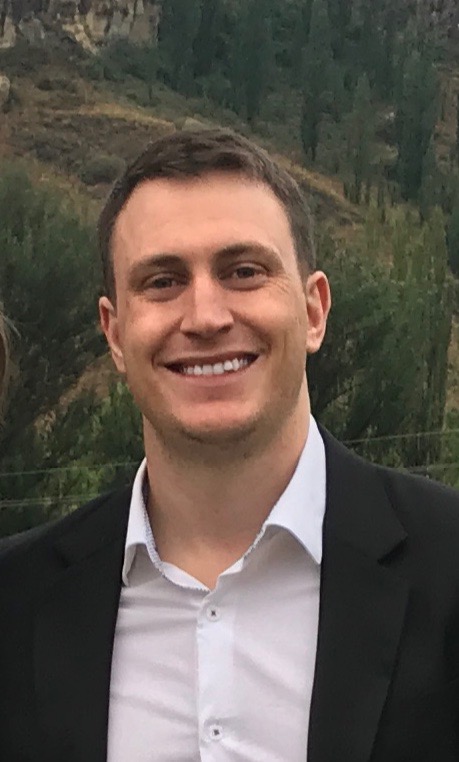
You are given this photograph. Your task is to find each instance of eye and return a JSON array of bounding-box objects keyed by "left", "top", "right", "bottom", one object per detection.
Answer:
[
  {"left": 148, "top": 275, "right": 179, "bottom": 289},
  {"left": 224, "top": 264, "right": 267, "bottom": 287},
  {"left": 142, "top": 273, "right": 185, "bottom": 300},
  {"left": 233, "top": 266, "right": 258, "bottom": 279}
]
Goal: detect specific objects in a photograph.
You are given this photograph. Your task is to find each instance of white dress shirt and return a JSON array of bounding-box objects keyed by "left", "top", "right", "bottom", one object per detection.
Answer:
[{"left": 107, "top": 417, "right": 326, "bottom": 762}]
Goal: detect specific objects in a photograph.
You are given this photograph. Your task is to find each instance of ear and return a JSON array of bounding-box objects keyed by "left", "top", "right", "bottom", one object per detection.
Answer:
[
  {"left": 99, "top": 296, "right": 126, "bottom": 374},
  {"left": 303, "top": 271, "right": 331, "bottom": 354}
]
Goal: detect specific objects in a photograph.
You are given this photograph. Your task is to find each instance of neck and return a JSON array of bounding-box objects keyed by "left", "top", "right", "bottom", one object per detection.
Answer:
[{"left": 143, "top": 391, "right": 311, "bottom": 586}]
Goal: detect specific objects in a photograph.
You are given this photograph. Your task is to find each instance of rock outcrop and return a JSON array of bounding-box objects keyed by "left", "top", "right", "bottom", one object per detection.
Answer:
[
  {"left": 420, "top": 0, "right": 459, "bottom": 37},
  {"left": 1, "top": 0, "right": 458, "bottom": 55},
  {"left": 0, "top": 0, "right": 161, "bottom": 52}
]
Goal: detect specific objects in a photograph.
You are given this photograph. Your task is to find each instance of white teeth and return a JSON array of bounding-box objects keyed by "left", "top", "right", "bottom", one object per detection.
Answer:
[{"left": 180, "top": 356, "right": 252, "bottom": 376}]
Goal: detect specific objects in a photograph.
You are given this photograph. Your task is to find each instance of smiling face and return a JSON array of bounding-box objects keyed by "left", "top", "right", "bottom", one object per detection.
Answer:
[{"left": 99, "top": 172, "right": 330, "bottom": 457}]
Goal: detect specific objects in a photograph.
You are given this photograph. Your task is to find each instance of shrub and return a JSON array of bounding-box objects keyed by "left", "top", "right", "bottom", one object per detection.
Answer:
[
  {"left": 79, "top": 154, "right": 125, "bottom": 185},
  {"left": 36, "top": 76, "right": 79, "bottom": 93}
]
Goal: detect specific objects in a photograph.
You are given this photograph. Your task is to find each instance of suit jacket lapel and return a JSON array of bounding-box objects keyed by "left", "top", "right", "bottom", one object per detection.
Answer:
[
  {"left": 308, "top": 431, "right": 409, "bottom": 762},
  {"left": 34, "top": 489, "right": 131, "bottom": 762}
]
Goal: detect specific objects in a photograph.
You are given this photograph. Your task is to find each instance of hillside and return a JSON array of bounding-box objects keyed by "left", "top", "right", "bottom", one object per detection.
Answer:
[
  {"left": 1, "top": 35, "right": 458, "bottom": 394},
  {"left": 0, "top": 45, "right": 360, "bottom": 231}
]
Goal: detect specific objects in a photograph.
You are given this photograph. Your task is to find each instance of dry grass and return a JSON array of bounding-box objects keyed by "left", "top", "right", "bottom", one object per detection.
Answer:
[{"left": 2, "top": 62, "right": 363, "bottom": 228}]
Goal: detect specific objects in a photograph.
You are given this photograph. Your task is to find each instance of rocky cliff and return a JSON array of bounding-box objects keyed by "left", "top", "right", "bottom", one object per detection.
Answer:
[
  {"left": 421, "top": 0, "right": 459, "bottom": 35},
  {"left": 0, "top": 0, "right": 161, "bottom": 53},
  {"left": 1, "top": 0, "right": 459, "bottom": 56}
]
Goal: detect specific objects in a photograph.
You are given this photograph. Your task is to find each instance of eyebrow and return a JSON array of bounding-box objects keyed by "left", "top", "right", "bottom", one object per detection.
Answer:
[{"left": 127, "top": 242, "right": 281, "bottom": 286}]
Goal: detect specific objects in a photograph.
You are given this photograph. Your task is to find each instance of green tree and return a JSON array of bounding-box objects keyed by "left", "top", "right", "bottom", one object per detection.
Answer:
[
  {"left": 419, "top": 140, "right": 440, "bottom": 222},
  {"left": 193, "top": 0, "right": 222, "bottom": 79},
  {"left": 290, "top": 0, "right": 314, "bottom": 87},
  {"left": 244, "top": 0, "right": 275, "bottom": 124},
  {"left": 326, "top": 0, "right": 352, "bottom": 58},
  {"left": 345, "top": 73, "right": 374, "bottom": 204},
  {"left": 379, "top": 5, "right": 396, "bottom": 97},
  {"left": 456, "top": 93, "right": 459, "bottom": 161},
  {"left": 226, "top": 0, "right": 274, "bottom": 122},
  {"left": 158, "top": 0, "right": 202, "bottom": 95},
  {"left": 447, "top": 192, "right": 459, "bottom": 276},
  {"left": 300, "top": 0, "right": 333, "bottom": 161},
  {"left": 395, "top": 46, "right": 438, "bottom": 201},
  {"left": 0, "top": 164, "right": 104, "bottom": 532},
  {"left": 358, "top": 0, "right": 384, "bottom": 85},
  {"left": 309, "top": 208, "right": 452, "bottom": 469}
]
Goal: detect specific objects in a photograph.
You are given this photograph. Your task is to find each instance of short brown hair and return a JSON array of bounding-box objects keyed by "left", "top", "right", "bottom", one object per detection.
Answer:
[{"left": 98, "top": 128, "right": 316, "bottom": 299}]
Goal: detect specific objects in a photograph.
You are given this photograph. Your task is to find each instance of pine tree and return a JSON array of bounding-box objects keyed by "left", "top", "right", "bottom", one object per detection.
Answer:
[
  {"left": 419, "top": 140, "right": 440, "bottom": 222},
  {"left": 290, "top": 0, "right": 314, "bottom": 87},
  {"left": 447, "top": 192, "right": 459, "bottom": 276},
  {"left": 380, "top": 5, "right": 396, "bottom": 97},
  {"left": 227, "top": 0, "right": 274, "bottom": 123},
  {"left": 346, "top": 73, "right": 374, "bottom": 204},
  {"left": 395, "top": 46, "right": 438, "bottom": 201},
  {"left": 227, "top": 11, "right": 246, "bottom": 115},
  {"left": 193, "top": 0, "right": 221, "bottom": 79},
  {"left": 158, "top": 0, "right": 202, "bottom": 95},
  {"left": 456, "top": 93, "right": 459, "bottom": 161},
  {"left": 300, "top": 0, "right": 333, "bottom": 161},
  {"left": 244, "top": 0, "right": 274, "bottom": 125},
  {"left": 326, "top": 0, "right": 352, "bottom": 58},
  {"left": 307, "top": 208, "right": 452, "bottom": 466}
]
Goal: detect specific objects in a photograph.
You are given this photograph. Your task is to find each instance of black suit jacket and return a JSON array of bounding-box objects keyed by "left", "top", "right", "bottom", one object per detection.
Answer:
[{"left": 1, "top": 430, "right": 459, "bottom": 761}]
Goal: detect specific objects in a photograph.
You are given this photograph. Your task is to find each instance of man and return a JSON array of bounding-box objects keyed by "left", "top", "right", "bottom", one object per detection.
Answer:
[{"left": 1, "top": 129, "right": 459, "bottom": 762}]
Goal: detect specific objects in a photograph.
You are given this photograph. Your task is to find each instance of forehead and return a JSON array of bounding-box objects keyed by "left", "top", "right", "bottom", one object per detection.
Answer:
[{"left": 112, "top": 172, "right": 296, "bottom": 260}]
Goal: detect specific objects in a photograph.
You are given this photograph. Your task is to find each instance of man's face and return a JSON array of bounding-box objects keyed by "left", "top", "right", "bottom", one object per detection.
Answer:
[{"left": 100, "top": 172, "right": 330, "bottom": 452}]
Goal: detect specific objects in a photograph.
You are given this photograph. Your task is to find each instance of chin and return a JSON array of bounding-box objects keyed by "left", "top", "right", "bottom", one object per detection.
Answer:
[{"left": 179, "top": 415, "right": 259, "bottom": 445}]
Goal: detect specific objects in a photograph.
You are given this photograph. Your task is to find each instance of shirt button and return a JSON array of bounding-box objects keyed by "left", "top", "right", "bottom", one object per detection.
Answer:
[
  {"left": 208, "top": 723, "right": 223, "bottom": 741},
  {"left": 206, "top": 606, "right": 221, "bottom": 621}
]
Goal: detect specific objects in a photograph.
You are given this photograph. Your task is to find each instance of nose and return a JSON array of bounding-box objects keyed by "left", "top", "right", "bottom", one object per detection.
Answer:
[{"left": 180, "top": 274, "right": 234, "bottom": 338}]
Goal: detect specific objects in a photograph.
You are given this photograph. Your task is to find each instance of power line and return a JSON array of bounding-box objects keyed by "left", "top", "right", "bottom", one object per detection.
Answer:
[
  {"left": 0, "top": 494, "right": 100, "bottom": 509},
  {"left": 344, "top": 427, "right": 459, "bottom": 445},
  {"left": 3, "top": 463, "right": 459, "bottom": 505},
  {"left": 2, "top": 427, "right": 459, "bottom": 480},
  {"left": 0, "top": 461, "right": 137, "bottom": 479}
]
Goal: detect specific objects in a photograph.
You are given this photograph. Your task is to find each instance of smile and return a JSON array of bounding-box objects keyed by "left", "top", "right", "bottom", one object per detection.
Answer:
[{"left": 166, "top": 354, "right": 258, "bottom": 377}]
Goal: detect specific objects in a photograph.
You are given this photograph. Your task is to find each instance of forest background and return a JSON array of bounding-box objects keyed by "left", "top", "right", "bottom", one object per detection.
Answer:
[{"left": 1, "top": 0, "right": 459, "bottom": 535}]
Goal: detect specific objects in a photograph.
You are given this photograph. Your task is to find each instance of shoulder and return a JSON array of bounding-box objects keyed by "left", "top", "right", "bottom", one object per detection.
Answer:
[
  {"left": 322, "top": 425, "right": 459, "bottom": 527},
  {"left": 0, "top": 487, "right": 132, "bottom": 566},
  {"left": 373, "top": 464, "right": 459, "bottom": 571},
  {"left": 322, "top": 426, "right": 459, "bottom": 561},
  {"left": 377, "top": 464, "right": 459, "bottom": 525}
]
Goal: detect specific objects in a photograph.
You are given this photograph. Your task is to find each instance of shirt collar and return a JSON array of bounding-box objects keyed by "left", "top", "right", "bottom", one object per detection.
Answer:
[
  {"left": 122, "top": 459, "right": 149, "bottom": 585},
  {"left": 122, "top": 415, "right": 326, "bottom": 584},
  {"left": 263, "top": 416, "right": 325, "bottom": 564}
]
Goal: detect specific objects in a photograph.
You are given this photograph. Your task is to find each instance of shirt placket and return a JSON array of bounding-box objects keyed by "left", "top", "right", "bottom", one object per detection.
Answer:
[{"left": 196, "top": 580, "right": 237, "bottom": 760}]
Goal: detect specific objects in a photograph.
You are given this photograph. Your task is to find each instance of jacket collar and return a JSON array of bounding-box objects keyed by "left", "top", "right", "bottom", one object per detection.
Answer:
[
  {"left": 308, "top": 427, "right": 409, "bottom": 762},
  {"left": 34, "top": 488, "right": 131, "bottom": 762}
]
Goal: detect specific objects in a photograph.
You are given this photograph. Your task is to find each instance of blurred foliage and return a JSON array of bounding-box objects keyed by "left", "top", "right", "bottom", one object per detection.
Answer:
[
  {"left": 0, "top": 164, "right": 105, "bottom": 534},
  {"left": 310, "top": 206, "right": 453, "bottom": 471},
  {"left": 79, "top": 154, "right": 126, "bottom": 186}
]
